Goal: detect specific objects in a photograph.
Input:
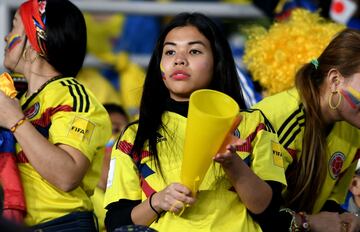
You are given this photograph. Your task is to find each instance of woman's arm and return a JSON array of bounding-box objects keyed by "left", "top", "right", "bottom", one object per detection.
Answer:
[
  {"left": 105, "top": 199, "right": 141, "bottom": 232},
  {"left": 0, "top": 92, "right": 90, "bottom": 192},
  {"left": 13, "top": 121, "right": 90, "bottom": 192},
  {"left": 250, "top": 181, "right": 290, "bottom": 232},
  {"left": 250, "top": 182, "right": 346, "bottom": 232},
  {"left": 213, "top": 142, "right": 272, "bottom": 214}
]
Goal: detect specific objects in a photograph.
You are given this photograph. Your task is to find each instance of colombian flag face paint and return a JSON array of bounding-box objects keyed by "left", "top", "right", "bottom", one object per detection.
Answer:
[
  {"left": 341, "top": 86, "right": 360, "bottom": 109},
  {"left": 160, "top": 63, "right": 166, "bottom": 80},
  {"left": 6, "top": 34, "right": 22, "bottom": 51}
]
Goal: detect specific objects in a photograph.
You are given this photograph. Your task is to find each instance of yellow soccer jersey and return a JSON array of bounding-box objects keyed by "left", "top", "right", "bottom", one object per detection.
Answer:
[
  {"left": 16, "top": 76, "right": 112, "bottom": 225},
  {"left": 105, "top": 110, "right": 286, "bottom": 232},
  {"left": 254, "top": 88, "right": 360, "bottom": 213},
  {"left": 91, "top": 186, "right": 106, "bottom": 232}
]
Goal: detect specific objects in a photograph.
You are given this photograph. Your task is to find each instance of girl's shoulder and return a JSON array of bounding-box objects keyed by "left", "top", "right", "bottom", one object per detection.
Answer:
[
  {"left": 333, "top": 121, "right": 360, "bottom": 147},
  {"left": 250, "top": 88, "right": 303, "bottom": 130},
  {"left": 239, "top": 108, "right": 276, "bottom": 136},
  {"left": 254, "top": 89, "right": 300, "bottom": 114},
  {"left": 119, "top": 121, "right": 139, "bottom": 141}
]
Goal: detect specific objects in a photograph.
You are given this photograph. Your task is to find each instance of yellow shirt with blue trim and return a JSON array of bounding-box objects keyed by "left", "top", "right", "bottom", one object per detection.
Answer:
[
  {"left": 105, "top": 109, "right": 286, "bottom": 232},
  {"left": 253, "top": 88, "right": 360, "bottom": 213},
  {"left": 16, "top": 76, "right": 112, "bottom": 226}
]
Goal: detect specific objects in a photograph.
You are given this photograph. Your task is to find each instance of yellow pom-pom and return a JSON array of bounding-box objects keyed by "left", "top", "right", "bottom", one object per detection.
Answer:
[{"left": 243, "top": 9, "right": 345, "bottom": 95}]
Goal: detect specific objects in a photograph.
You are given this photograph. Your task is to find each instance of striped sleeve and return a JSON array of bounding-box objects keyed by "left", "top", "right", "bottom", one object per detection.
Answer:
[
  {"left": 60, "top": 79, "right": 90, "bottom": 113},
  {"left": 238, "top": 110, "right": 287, "bottom": 186}
]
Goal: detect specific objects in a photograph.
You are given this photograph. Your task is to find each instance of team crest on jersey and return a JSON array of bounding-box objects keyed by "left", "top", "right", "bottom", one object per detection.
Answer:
[
  {"left": 68, "top": 116, "right": 95, "bottom": 143},
  {"left": 328, "top": 152, "right": 345, "bottom": 179},
  {"left": 24, "top": 102, "right": 40, "bottom": 119}
]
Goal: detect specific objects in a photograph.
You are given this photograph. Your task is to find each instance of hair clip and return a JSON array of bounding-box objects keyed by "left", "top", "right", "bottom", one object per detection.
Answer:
[{"left": 310, "top": 59, "right": 319, "bottom": 70}]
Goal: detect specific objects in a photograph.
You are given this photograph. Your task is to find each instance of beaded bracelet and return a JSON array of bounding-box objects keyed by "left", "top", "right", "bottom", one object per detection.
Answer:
[
  {"left": 10, "top": 116, "right": 27, "bottom": 133},
  {"left": 298, "top": 212, "right": 311, "bottom": 231},
  {"left": 280, "top": 208, "right": 297, "bottom": 232},
  {"left": 149, "top": 192, "right": 161, "bottom": 222},
  {"left": 280, "top": 208, "right": 303, "bottom": 232}
]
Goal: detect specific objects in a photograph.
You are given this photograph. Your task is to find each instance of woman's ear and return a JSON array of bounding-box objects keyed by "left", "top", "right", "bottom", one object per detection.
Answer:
[{"left": 326, "top": 68, "right": 344, "bottom": 92}]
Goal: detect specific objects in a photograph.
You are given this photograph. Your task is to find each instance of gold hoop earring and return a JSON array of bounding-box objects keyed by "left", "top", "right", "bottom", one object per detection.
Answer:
[{"left": 328, "top": 90, "right": 342, "bottom": 110}]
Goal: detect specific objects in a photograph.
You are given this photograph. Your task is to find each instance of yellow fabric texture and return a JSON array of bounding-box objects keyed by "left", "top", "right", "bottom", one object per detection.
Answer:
[
  {"left": 243, "top": 9, "right": 345, "bottom": 95},
  {"left": 253, "top": 88, "right": 360, "bottom": 213},
  {"left": 0, "top": 72, "right": 17, "bottom": 98},
  {"left": 17, "top": 77, "right": 112, "bottom": 225},
  {"left": 91, "top": 187, "right": 106, "bottom": 232},
  {"left": 105, "top": 110, "right": 286, "bottom": 231},
  {"left": 77, "top": 67, "right": 121, "bottom": 105}
]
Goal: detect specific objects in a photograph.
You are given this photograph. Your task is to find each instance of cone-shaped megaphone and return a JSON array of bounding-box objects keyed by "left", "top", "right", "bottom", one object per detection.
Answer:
[{"left": 181, "top": 89, "right": 240, "bottom": 195}]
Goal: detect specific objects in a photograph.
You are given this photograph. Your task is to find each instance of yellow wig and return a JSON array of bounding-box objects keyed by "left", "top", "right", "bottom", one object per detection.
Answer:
[{"left": 243, "top": 9, "right": 345, "bottom": 95}]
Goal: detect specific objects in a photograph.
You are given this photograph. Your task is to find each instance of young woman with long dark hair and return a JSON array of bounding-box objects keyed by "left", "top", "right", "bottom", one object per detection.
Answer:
[
  {"left": 104, "top": 12, "right": 286, "bottom": 232},
  {"left": 0, "top": 0, "right": 111, "bottom": 230}
]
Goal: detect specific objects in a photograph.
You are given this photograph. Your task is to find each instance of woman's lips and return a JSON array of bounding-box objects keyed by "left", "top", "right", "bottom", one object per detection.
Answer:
[{"left": 171, "top": 71, "right": 190, "bottom": 80}]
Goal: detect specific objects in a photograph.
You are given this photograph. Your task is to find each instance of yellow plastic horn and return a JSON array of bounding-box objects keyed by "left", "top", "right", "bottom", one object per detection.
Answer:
[
  {"left": 181, "top": 89, "right": 240, "bottom": 195},
  {"left": 0, "top": 72, "right": 17, "bottom": 98}
]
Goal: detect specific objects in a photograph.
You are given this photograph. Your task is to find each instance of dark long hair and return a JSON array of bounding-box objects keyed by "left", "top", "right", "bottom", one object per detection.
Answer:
[
  {"left": 45, "top": 0, "right": 86, "bottom": 77},
  {"left": 131, "top": 12, "right": 245, "bottom": 173},
  {"left": 286, "top": 28, "right": 360, "bottom": 212}
]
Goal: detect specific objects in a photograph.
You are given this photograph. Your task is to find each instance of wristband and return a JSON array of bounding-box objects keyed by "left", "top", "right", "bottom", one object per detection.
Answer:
[
  {"left": 280, "top": 208, "right": 305, "bottom": 232},
  {"left": 149, "top": 192, "right": 161, "bottom": 222},
  {"left": 10, "top": 117, "right": 26, "bottom": 133},
  {"left": 280, "top": 208, "right": 300, "bottom": 231},
  {"left": 298, "top": 212, "right": 310, "bottom": 231}
]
